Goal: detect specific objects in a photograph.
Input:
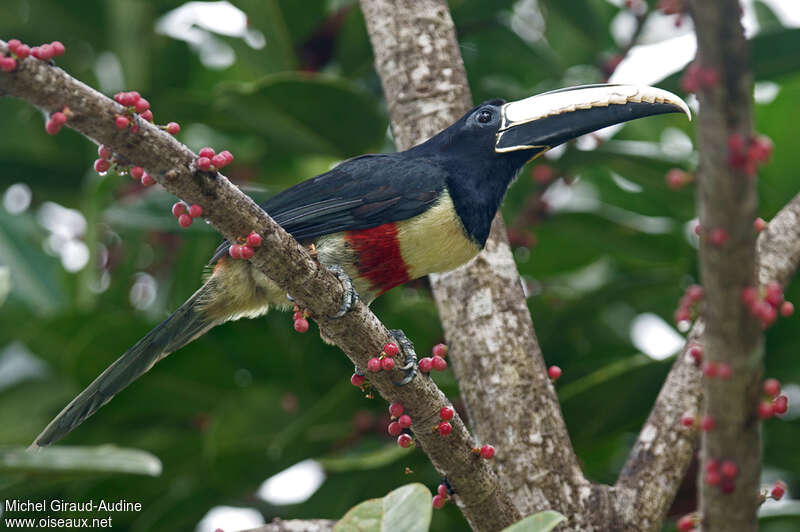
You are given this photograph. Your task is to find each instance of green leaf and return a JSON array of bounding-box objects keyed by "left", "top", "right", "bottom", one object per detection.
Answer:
[
  {"left": 0, "top": 266, "right": 9, "bottom": 307},
  {"left": 334, "top": 497, "right": 383, "bottom": 532},
  {"left": 318, "top": 444, "right": 410, "bottom": 473},
  {"left": 381, "top": 483, "right": 433, "bottom": 532},
  {"left": 333, "top": 483, "right": 432, "bottom": 532},
  {"left": 502, "top": 510, "right": 567, "bottom": 532},
  {"left": 0, "top": 445, "right": 162, "bottom": 476}
]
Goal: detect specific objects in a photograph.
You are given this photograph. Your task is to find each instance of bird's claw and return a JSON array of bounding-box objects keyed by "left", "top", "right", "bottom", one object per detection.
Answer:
[
  {"left": 327, "top": 264, "right": 359, "bottom": 319},
  {"left": 390, "top": 329, "right": 418, "bottom": 386}
]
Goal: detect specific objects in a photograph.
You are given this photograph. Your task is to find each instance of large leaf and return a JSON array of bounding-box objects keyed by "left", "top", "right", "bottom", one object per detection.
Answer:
[
  {"left": 0, "top": 445, "right": 162, "bottom": 476},
  {"left": 334, "top": 483, "right": 432, "bottom": 532},
  {"left": 502, "top": 511, "right": 567, "bottom": 532}
]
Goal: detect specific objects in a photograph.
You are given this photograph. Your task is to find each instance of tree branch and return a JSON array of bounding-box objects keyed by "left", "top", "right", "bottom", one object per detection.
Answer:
[{"left": 0, "top": 40, "right": 517, "bottom": 532}]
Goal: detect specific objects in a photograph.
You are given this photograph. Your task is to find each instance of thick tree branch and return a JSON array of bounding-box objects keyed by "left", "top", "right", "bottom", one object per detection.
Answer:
[
  {"left": 359, "top": 0, "right": 595, "bottom": 524},
  {"left": 0, "top": 40, "right": 516, "bottom": 532},
  {"left": 690, "top": 2, "right": 761, "bottom": 530}
]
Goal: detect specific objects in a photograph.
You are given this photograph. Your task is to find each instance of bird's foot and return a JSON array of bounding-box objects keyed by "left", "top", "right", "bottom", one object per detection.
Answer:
[
  {"left": 327, "top": 264, "right": 359, "bottom": 319},
  {"left": 390, "top": 329, "right": 418, "bottom": 386}
]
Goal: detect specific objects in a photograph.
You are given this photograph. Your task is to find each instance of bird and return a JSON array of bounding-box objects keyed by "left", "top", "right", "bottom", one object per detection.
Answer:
[{"left": 33, "top": 84, "right": 689, "bottom": 447}]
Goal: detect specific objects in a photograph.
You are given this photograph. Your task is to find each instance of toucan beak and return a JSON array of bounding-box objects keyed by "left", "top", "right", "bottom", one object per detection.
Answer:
[{"left": 495, "top": 84, "right": 691, "bottom": 154}]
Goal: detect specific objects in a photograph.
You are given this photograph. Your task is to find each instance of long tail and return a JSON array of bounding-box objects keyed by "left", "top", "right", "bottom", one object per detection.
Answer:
[{"left": 33, "top": 282, "right": 220, "bottom": 448}]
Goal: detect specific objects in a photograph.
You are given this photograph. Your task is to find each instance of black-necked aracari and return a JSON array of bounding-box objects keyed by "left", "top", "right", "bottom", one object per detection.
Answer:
[{"left": 33, "top": 84, "right": 689, "bottom": 447}]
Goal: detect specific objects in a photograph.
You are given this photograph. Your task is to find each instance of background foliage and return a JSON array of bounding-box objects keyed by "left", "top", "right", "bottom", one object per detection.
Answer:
[{"left": 1, "top": 1, "right": 799, "bottom": 530}]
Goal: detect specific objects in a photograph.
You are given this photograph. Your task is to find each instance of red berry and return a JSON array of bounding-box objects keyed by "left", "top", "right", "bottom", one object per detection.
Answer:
[
  {"left": 50, "top": 41, "right": 65, "bottom": 57},
  {"left": 780, "top": 301, "right": 794, "bottom": 317},
  {"left": 0, "top": 56, "right": 17, "bottom": 72},
  {"left": 688, "top": 344, "right": 703, "bottom": 365},
  {"left": 212, "top": 154, "right": 227, "bottom": 168},
  {"left": 199, "top": 147, "right": 215, "bottom": 158},
  {"left": 721, "top": 460, "right": 738, "bottom": 478},
  {"left": 293, "top": 318, "right": 309, "bottom": 333},
  {"left": 37, "top": 44, "right": 54, "bottom": 60},
  {"left": 764, "top": 378, "right": 781, "bottom": 398},
  {"left": 437, "top": 484, "right": 448, "bottom": 497},
  {"left": 166, "top": 122, "right": 180, "bottom": 135},
  {"left": 50, "top": 111, "right": 67, "bottom": 126},
  {"left": 741, "top": 286, "right": 758, "bottom": 306},
  {"left": 7, "top": 40, "right": 21, "bottom": 53},
  {"left": 292, "top": 311, "right": 303, "bottom": 321},
  {"left": 350, "top": 373, "right": 365, "bottom": 387},
  {"left": 15, "top": 44, "right": 30, "bottom": 59},
  {"left": 720, "top": 477, "right": 736, "bottom": 494},
  {"left": 706, "top": 458, "right": 719, "bottom": 473},
  {"left": 758, "top": 401, "right": 774, "bottom": 419},
  {"left": 381, "top": 357, "right": 395, "bottom": 371},
  {"left": 703, "top": 362, "right": 718, "bottom": 378},
  {"left": 115, "top": 115, "right": 130, "bottom": 129},
  {"left": 188, "top": 204, "right": 203, "bottom": 218},
  {"left": 140, "top": 109, "right": 153, "bottom": 122},
  {"left": 246, "top": 232, "right": 262, "bottom": 247},
  {"left": 228, "top": 245, "right": 242, "bottom": 259},
  {"left": 765, "top": 282, "right": 783, "bottom": 307},
  {"left": 718, "top": 363, "right": 732, "bottom": 380},
  {"left": 432, "top": 343, "right": 448, "bottom": 357},
  {"left": 130, "top": 166, "right": 144, "bottom": 180},
  {"left": 397, "top": 433, "right": 412, "bottom": 448},
  {"left": 367, "top": 357, "right": 382, "bottom": 373},
  {"left": 418, "top": 357, "right": 433, "bottom": 373},
  {"left": 134, "top": 98, "right": 150, "bottom": 113},
  {"left": 45, "top": 118, "right": 61, "bottom": 135},
  {"left": 548, "top": 365, "right": 562, "bottom": 381},
  {"left": 93, "top": 159, "right": 110, "bottom": 173},
  {"left": 432, "top": 495, "right": 446, "bottom": 509},
  {"left": 196, "top": 157, "right": 212, "bottom": 171},
  {"left": 686, "top": 284, "right": 704, "bottom": 302},
  {"left": 383, "top": 342, "right": 399, "bottom": 357},
  {"left": 98, "top": 144, "right": 112, "bottom": 160},
  {"left": 677, "top": 515, "right": 694, "bottom": 532},
  {"left": 172, "top": 202, "right": 187, "bottom": 217},
  {"left": 708, "top": 227, "right": 729, "bottom": 247},
  {"left": 773, "top": 395, "right": 788, "bottom": 415},
  {"left": 388, "top": 402, "right": 404, "bottom": 418},
  {"left": 432, "top": 356, "right": 447, "bottom": 371},
  {"left": 387, "top": 421, "right": 402, "bottom": 437},
  {"left": 771, "top": 481, "right": 786, "bottom": 500},
  {"left": 438, "top": 422, "right": 452, "bottom": 436},
  {"left": 178, "top": 213, "right": 193, "bottom": 228},
  {"left": 398, "top": 414, "right": 412, "bottom": 428},
  {"left": 706, "top": 470, "right": 721, "bottom": 486},
  {"left": 754, "top": 217, "right": 767, "bottom": 232},
  {"left": 141, "top": 173, "right": 155, "bottom": 186},
  {"left": 700, "top": 415, "right": 715, "bottom": 431},
  {"left": 666, "top": 168, "right": 689, "bottom": 189},
  {"left": 440, "top": 406, "right": 454, "bottom": 421},
  {"left": 480, "top": 444, "right": 495, "bottom": 459},
  {"left": 218, "top": 150, "right": 234, "bottom": 164},
  {"left": 239, "top": 245, "right": 254, "bottom": 259},
  {"left": 680, "top": 414, "right": 696, "bottom": 427}
]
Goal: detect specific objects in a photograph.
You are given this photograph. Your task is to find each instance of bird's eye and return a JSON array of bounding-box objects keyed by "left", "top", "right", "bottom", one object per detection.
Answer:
[{"left": 477, "top": 109, "right": 493, "bottom": 124}]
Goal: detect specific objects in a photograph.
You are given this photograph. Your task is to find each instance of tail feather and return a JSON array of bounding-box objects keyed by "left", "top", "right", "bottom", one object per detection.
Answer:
[{"left": 33, "top": 283, "right": 219, "bottom": 447}]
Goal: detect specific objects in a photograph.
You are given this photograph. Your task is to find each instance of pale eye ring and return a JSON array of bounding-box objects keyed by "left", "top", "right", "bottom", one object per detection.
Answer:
[{"left": 477, "top": 109, "right": 493, "bottom": 123}]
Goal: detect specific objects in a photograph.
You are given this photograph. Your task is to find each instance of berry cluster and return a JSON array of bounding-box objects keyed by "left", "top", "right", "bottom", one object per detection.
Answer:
[
  {"left": 680, "top": 62, "right": 719, "bottom": 93},
  {"left": 764, "top": 481, "right": 786, "bottom": 502},
  {"left": 171, "top": 202, "right": 204, "bottom": 228},
  {"left": 432, "top": 482, "right": 452, "bottom": 510},
  {"left": 94, "top": 145, "right": 155, "bottom": 186},
  {"left": 113, "top": 91, "right": 154, "bottom": 132},
  {"left": 196, "top": 147, "right": 234, "bottom": 172},
  {"left": 705, "top": 457, "right": 739, "bottom": 493},
  {"left": 548, "top": 365, "right": 562, "bottom": 381},
  {"left": 386, "top": 402, "right": 415, "bottom": 448},
  {"left": 728, "top": 134, "right": 773, "bottom": 177},
  {"left": 680, "top": 412, "right": 715, "bottom": 432},
  {"left": 292, "top": 307, "right": 309, "bottom": 333},
  {"left": 674, "top": 284, "right": 704, "bottom": 325},
  {"left": 703, "top": 360, "right": 732, "bottom": 380},
  {"left": 418, "top": 343, "right": 447, "bottom": 373},
  {"left": 2, "top": 39, "right": 64, "bottom": 72},
  {"left": 676, "top": 512, "right": 697, "bottom": 532},
  {"left": 367, "top": 342, "right": 401, "bottom": 372},
  {"left": 436, "top": 406, "right": 454, "bottom": 437},
  {"left": 742, "top": 282, "right": 794, "bottom": 329},
  {"left": 45, "top": 108, "right": 69, "bottom": 135},
  {"left": 665, "top": 168, "right": 693, "bottom": 190},
  {"left": 228, "top": 231, "right": 262, "bottom": 260},
  {"left": 758, "top": 378, "right": 789, "bottom": 419}
]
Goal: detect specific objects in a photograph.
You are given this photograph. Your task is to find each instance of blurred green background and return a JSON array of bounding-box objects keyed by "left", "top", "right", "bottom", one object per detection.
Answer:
[{"left": 1, "top": 0, "right": 799, "bottom": 530}]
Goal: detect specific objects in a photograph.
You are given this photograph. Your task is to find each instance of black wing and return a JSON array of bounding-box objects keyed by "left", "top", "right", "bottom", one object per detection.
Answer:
[{"left": 209, "top": 153, "right": 447, "bottom": 263}]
